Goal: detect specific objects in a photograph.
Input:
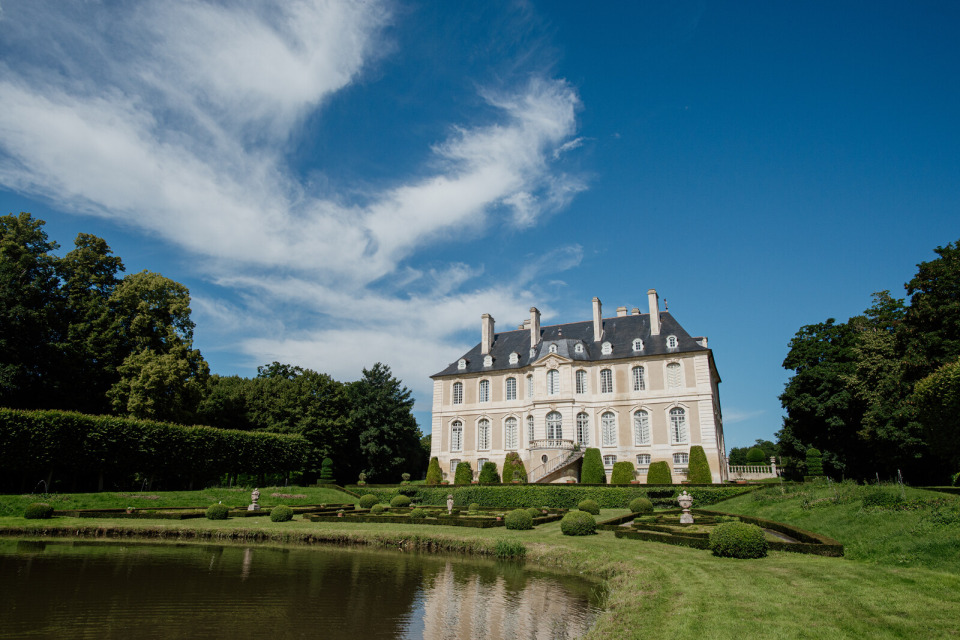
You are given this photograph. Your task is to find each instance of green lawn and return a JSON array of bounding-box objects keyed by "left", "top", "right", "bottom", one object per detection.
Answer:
[{"left": 2, "top": 486, "right": 959, "bottom": 639}]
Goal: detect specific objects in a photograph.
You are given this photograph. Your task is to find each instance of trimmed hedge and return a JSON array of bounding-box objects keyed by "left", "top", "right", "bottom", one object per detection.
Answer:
[
  {"left": 468, "top": 502, "right": 480, "bottom": 512},
  {"left": 205, "top": 503, "right": 230, "bottom": 520},
  {"left": 577, "top": 499, "right": 600, "bottom": 515},
  {"left": 687, "top": 446, "right": 712, "bottom": 484},
  {"left": 861, "top": 489, "right": 905, "bottom": 509},
  {"left": 647, "top": 461, "right": 672, "bottom": 484},
  {"left": 319, "top": 457, "right": 335, "bottom": 483},
  {"left": 560, "top": 510, "right": 596, "bottom": 536},
  {"left": 806, "top": 448, "right": 823, "bottom": 476},
  {"left": 270, "top": 505, "right": 294, "bottom": 522},
  {"left": 505, "top": 508, "right": 534, "bottom": 530},
  {"left": 359, "top": 494, "right": 379, "bottom": 509},
  {"left": 581, "top": 448, "right": 606, "bottom": 484},
  {"left": 526, "top": 507, "right": 542, "bottom": 518},
  {"left": 628, "top": 497, "right": 654, "bottom": 514},
  {"left": 709, "top": 522, "right": 768, "bottom": 558},
  {"left": 610, "top": 461, "right": 635, "bottom": 485},
  {"left": 24, "top": 502, "right": 53, "bottom": 519},
  {"left": 390, "top": 494, "right": 412, "bottom": 508},
  {"left": 409, "top": 508, "right": 426, "bottom": 521},
  {"left": 454, "top": 461, "right": 473, "bottom": 485},
  {"left": 503, "top": 452, "right": 527, "bottom": 483},
  {"left": 425, "top": 456, "right": 443, "bottom": 485},
  {"left": 478, "top": 461, "right": 501, "bottom": 484},
  {"left": 370, "top": 504, "right": 386, "bottom": 514}
]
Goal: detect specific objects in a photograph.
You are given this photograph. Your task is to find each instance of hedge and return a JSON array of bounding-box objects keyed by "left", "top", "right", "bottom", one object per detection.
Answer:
[
  {"left": 709, "top": 522, "right": 769, "bottom": 559},
  {"left": 581, "top": 448, "right": 606, "bottom": 484},
  {"left": 610, "top": 461, "right": 635, "bottom": 484},
  {"left": 0, "top": 407, "right": 307, "bottom": 492},
  {"left": 646, "top": 461, "right": 672, "bottom": 484},
  {"left": 687, "top": 446, "right": 712, "bottom": 484}
]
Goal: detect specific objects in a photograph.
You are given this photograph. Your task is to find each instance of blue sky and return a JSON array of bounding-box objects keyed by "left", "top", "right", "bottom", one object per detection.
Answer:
[{"left": 1, "top": 1, "right": 957, "bottom": 449}]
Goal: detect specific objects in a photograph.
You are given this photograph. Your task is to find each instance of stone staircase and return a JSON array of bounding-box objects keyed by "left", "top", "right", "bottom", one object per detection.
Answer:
[{"left": 528, "top": 447, "right": 585, "bottom": 484}]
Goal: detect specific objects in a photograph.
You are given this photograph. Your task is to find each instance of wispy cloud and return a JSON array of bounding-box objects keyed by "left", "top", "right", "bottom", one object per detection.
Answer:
[
  {"left": 723, "top": 409, "right": 766, "bottom": 425},
  {"left": 0, "top": 0, "right": 587, "bottom": 411}
]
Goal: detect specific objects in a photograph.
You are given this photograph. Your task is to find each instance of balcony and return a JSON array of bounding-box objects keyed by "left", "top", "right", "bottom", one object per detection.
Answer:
[{"left": 529, "top": 439, "right": 576, "bottom": 451}]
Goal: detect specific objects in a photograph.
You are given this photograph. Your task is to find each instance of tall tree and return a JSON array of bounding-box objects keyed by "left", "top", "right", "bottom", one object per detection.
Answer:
[
  {"left": 902, "top": 239, "right": 960, "bottom": 379},
  {"left": 911, "top": 358, "right": 960, "bottom": 474}
]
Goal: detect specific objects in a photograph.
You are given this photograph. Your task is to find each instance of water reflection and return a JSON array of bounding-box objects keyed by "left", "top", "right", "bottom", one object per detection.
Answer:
[{"left": 0, "top": 540, "right": 601, "bottom": 639}]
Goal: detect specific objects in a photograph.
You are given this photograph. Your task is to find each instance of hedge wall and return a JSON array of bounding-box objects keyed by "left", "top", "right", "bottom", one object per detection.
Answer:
[
  {"left": 353, "top": 484, "right": 754, "bottom": 509},
  {"left": 0, "top": 407, "right": 307, "bottom": 492}
]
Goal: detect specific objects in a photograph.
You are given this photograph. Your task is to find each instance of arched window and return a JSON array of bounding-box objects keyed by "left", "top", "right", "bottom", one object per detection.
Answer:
[
  {"left": 601, "top": 412, "right": 617, "bottom": 446},
  {"left": 478, "top": 419, "right": 490, "bottom": 450},
  {"left": 601, "top": 341, "right": 612, "bottom": 355},
  {"left": 600, "top": 368, "right": 613, "bottom": 393},
  {"left": 505, "top": 417, "right": 518, "bottom": 450},
  {"left": 632, "top": 339, "right": 643, "bottom": 351},
  {"left": 634, "top": 410, "right": 650, "bottom": 446},
  {"left": 576, "top": 412, "right": 590, "bottom": 446},
  {"left": 505, "top": 377, "right": 517, "bottom": 401},
  {"left": 546, "top": 411, "right": 563, "bottom": 439},
  {"left": 667, "top": 335, "right": 678, "bottom": 349},
  {"left": 451, "top": 420, "right": 463, "bottom": 452},
  {"left": 632, "top": 366, "right": 645, "bottom": 391},
  {"left": 575, "top": 369, "right": 587, "bottom": 394},
  {"left": 670, "top": 407, "right": 688, "bottom": 444},
  {"left": 479, "top": 379, "right": 490, "bottom": 402},
  {"left": 527, "top": 415, "right": 535, "bottom": 442},
  {"left": 547, "top": 369, "right": 560, "bottom": 395},
  {"left": 526, "top": 374, "right": 534, "bottom": 398},
  {"left": 666, "top": 362, "right": 681, "bottom": 388},
  {"left": 549, "top": 343, "right": 558, "bottom": 354},
  {"left": 452, "top": 382, "right": 463, "bottom": 404}
]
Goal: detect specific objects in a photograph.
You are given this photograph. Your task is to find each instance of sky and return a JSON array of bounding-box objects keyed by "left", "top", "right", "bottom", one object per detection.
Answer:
[{"left": 1, "top": 1, "right": 958, "bottom": 449}]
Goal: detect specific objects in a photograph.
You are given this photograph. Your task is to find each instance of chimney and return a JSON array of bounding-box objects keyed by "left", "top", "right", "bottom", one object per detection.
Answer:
[
  {"left": 592, "top": 297, "right": 603, "bottom": 342},
  {"left": 481, "top": 314, "right": 495, "bottom": 355},
  {"left": 631, "top": 307, "right": 640, "bottom": 316},
  {"left": 529, "top": 307, "right": 541, "bottom": 349},
  {"left": 616, "top": 306, "right": 627, "bottom": 317},
  {"left": 647, "top": 289, "right": 660, "bottom": 336}
]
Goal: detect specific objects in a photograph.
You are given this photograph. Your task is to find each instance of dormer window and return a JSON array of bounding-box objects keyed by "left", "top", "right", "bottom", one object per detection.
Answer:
[
  {"left": 601, "top": 341, "right": 612, "bottom": 355},
  {"left": 509, "top": 352, "right": 519, "bottom": 364},
  {"left": 548, "top": 343, "right": 558, "bottom": 354},
  {"left": 667, "top": 335, "right": 678, "bottom": 349},
  {"left": 457, "top": 359, "right": 467, "bottom": 370},
  {"left": 574, "top": 343, "right": 584, "bottom": 354},
  {"left": 529, "top": 348, "right": 536, "bottom": 359},
  {"left": 483, "top": 355, "right": 493, "bottom": 367},
  {"left": 632, "top": 339, "right": 643, "bottom": 351}
]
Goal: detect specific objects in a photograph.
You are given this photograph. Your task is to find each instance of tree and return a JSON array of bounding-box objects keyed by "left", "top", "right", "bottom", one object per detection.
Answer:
[
  {"left": 425, "top": 456, "right": 443, "bottom": 484},
  {"left": 108, "top": 270, "right": 196, "bottom": 354},
  {"left": 911, "top": 358, "right": 960, "bottom": 474},
  {"left": 454, "top": 461, "right": 473, "bottom": 484},
  {"left": 902, "top": 239, "right": 960, "bottom": 378},
  {"left": 746, "top": 447, "right": 766, "bottom": 465},
  {"left": 503, "top": 452, "right": 527, "bottom": 483},
  {"left": 478, "top": 461, "right": 500, "bottom": 484},
  {"left": 687, "top": 445, "right": 713, "bottom": 483},
  {"left": 580, "top": 448, "right": 606, "bottom": 484}
]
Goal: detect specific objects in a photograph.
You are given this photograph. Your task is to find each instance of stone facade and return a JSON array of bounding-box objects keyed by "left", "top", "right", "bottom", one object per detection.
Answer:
[{"left": 430, "top": 290, "right": 727, "bottom": 483}]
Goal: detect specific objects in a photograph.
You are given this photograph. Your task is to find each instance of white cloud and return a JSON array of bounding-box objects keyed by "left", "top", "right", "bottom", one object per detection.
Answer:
[{"left": 723, "top": 409, "right": 766, "bottom": 424}]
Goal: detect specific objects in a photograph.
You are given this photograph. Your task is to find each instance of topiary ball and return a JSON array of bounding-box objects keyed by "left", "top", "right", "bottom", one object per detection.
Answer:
[
  {"left": 410, "top": 508, "right": 426, "bottom": 521},
  {"left": 505, "top": 508, "right": 534, "bottom": 530},
  {"left": 205, "top": 504, "right": 230, "bottom": 520},
  {"left": 468, "top": 502, "right": 480, "bottom": 512},
  {"left": 371, "top": 503, "right": 386, "bottom": 514},
  {"left": 359, "top": 494, "right": 379, "bottom": 509},
  {"left": 526, "top": 507, "right": 541, "bottom": 518},
  {"left": 708, "top": 522, "right": 768, "bottom": 558},
  {"left": 24, "top": 503, "right": 53, "bottom": 519},
  {"left": 390, "top": 494, "right": 412, "bottom": 508},
  {"left": 577, "top": 499, "right": 600, "bottom": 515},
  {"left": 560, "top": 511, "right": 596, "bottom": 536},
  {"left": 628, "top": 497, "right": 654, "bottom": 514},
  {"left": 270, "top": 505, "right": 294, "bottom": 522}
]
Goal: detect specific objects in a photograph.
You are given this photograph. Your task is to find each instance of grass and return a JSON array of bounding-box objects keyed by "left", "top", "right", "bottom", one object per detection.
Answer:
[{"left": 2, "top": 486, "right": 960, "bottom": 639}]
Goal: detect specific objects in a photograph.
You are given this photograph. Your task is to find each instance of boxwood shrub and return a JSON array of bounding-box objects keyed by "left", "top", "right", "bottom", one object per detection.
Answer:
[
  {"left": 628, "top": 497, "right": 654, "bottom": 514},
  {"left": 468, "top": 502, "right": 480, "bottom": 512},
  {"left": 359, "top": 494, "right": 379, "bottom": 509},
  {"left": 270, "top": 505, "right": 294, "bottom": 522},
  {"left": 708, "top": 522, "right": 768, "bottom": 558},
  {"left": 24, "top": 502, "right": 53, "bottom": 519},
  {"left": 409, "top": 508, "right": 426, "bottom": 521},
  {"left": 390, "top": 494, "right": 412, "bottom": 508},
  {"left": 560, "top": 510, "right": 596, "bottom": 536},
  {"left": 610, "top": 461, "right": 635, "bottom": 484},
  {"left": 503, "top": 451, "right": 527, "bottom": 483},
  {"left": 426, "top": 456, "right": 443, "bottom": 485},
  {"left": 454, "top": 461, "right": 473, "bottom": 485},
  {"left": 580, "top": 448, "right": 606, "bottom": 484},
  {"left": 687, "top": 445, "right": 713, "bottom": 484},
  {"left": 505, "top": 508, "right": 533, "bottom": 530},
  {"left": 577, "top": 499, "right": 600, "bottom": 515},
  {"left": 478, "top": 461, "right": 501, "bottom": 484},
  {"left": 371, "top": 503, "right": 386, "bottom": 514},
  {"left": 526, "top": 507, "right": 541, "bottom": 518},
  {"left": 646, "top": 461, "right": 672, "bottom": 484},
  {"left": 205, "top": 503, "right": 230, "bottom": 520}
]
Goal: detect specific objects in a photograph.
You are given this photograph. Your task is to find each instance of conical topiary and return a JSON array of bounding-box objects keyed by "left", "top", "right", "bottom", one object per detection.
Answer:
[
  {"left": 503, "top": 452, "right": 527, "bottom": 483},
  {"left": 610, "top": 460, "right": 636, "bottom": 484},
  {"left": 425, "top": 456, "right": 443, "bottom": 485},
  {"left": 319, "top": 457, "right": 335, "bottom": 483},
  {"left": 580, "top": 448, "right": 606, "bottom": 484},
  {"left": 646, "top": 460, "right": 672, "bottom": 484},
  {"left": 687, "top": 445, "right": 713, "bottom": 483},
  {"left": 478, "top": 460, "right": 501, "bottom": 484},
  {"left": 805, "top": 448, "right": 823, "bottom": 476},
  {"left": 454, "top": 461, "right": 473, "bottom": 485}
]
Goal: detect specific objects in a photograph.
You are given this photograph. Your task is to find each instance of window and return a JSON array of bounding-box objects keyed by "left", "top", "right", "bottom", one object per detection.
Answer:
[
  {"left": 601, "top": 412, "right": 617, "bottom": 446},
  {"left": 549, "top": 343, "right": 558, "bottom": 354},
  {"left": 547, "top": 369, "right": 560, "bottom": 395},
  {"left": 478, "top": 419, "right": 490, "bottom": 450},
  {"left": 479, "top": 379, "right": 490, "bottom": 402},
  {"left": 634, "top": 410, "right": 650, "bottom": 446},
  {"left": 574, "top": 343, "right": 584, "bottom": 354},
  {"left": 526, "top": 374, "right": 534, "bottom": 398},
  {"left": 529, "top": 348, "right": 536, "bottom": 359},
  {"left": 632, "top": 366, "right": 645, "bottom": 391},
  {"left": 673, "top": 452, "right": 689, "bottom": 465},
  {"left": 576, "top": 412, "right": 590, "bottom": 446},
  {"left": 477, "top": 458, "right": 488, "bottom": 472},
  {"left": 603, "top": 455, "right": 617, "bottom": 466},
  {"left": 601, "top": 341, "right": 612, "bottom": 355},
  {"left": 451, "top": 421, "right": 463, "bottom": 452},
  {"left": 458, "top": 359, "right": 466, "bottom": 370},
  {"left": 450, "top": 459, "right": 460, "bottom": 474},
  {"left": 509, "top": 352, "right": 519, "bottom": 364},
  {"left": 600, "top": 369, "right": 613, "bottom": 393},
  {"left": 546, "top": 411, "right": 563, "bottom": 440},
  {"left": 483, "top": 354, "right": 492, "bottom": 367},
  {"left": 632, "top": 339, "right": 643, "bottom": 351},
  {"left": 527, "top": 415, "right": 535, "bottom": 442},
  {"left": 505, "top": 417, "right": 518, "bottom": 449},
  {"left": 452, "top": 382, "right": 463, "bottom": 404},
  {"left": 505, "top": 377, "right": 517, "bottom": 401},
  {"left": 670, "top": 407, "right": 688, "bottom": 444},
  {"left": 636, "top": 453, "right": 651, "bottom": 466},
  {"left": 667, "top": 335, "right": 678, "bottom": 349},
  {"left": 666, "top": 362, "right": 681, "bottom": 388},
  {"left": 575, "top": 369, "right": 587, "bottom": 394}
]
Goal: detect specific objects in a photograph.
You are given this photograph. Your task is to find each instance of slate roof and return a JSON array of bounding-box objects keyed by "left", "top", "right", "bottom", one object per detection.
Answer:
[{"left": 431, "top": 312, "right": 709, "bottom": 377}]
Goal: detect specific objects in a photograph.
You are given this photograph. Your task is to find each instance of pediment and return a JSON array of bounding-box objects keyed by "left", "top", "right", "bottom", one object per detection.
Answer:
[{"left": 534, "top": 354, "right": 573, "bottom": 368}]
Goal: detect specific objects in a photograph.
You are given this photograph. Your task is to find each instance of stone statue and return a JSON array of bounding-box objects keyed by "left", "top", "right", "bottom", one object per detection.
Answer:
[
  {"left": 446, "top": 494, "right": 454, "bottom": 515},
  {"left": 248, "top": 487, "right": 261, "bottom": 511},
  {"left": 677, "top": 490, "right": 693, "bottom": 524}
]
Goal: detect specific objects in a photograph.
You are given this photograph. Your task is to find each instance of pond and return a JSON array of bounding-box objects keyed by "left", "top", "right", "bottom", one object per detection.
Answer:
[{"left": 0, "top": 539, "right": 603, "bottom": 639}]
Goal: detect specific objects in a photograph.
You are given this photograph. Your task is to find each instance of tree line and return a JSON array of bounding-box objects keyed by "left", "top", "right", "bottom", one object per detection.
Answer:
[
  {"left": 0, "top": 213, "right": 425, "bottom": 488},
  {"left": 778, "top": 239, "right": 960, "bottom": 483}
]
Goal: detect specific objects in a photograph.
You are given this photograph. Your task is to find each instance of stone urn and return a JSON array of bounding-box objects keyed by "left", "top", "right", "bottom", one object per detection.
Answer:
[{"left": 677, "top": 490, "right": 694, "bottom": 524}]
